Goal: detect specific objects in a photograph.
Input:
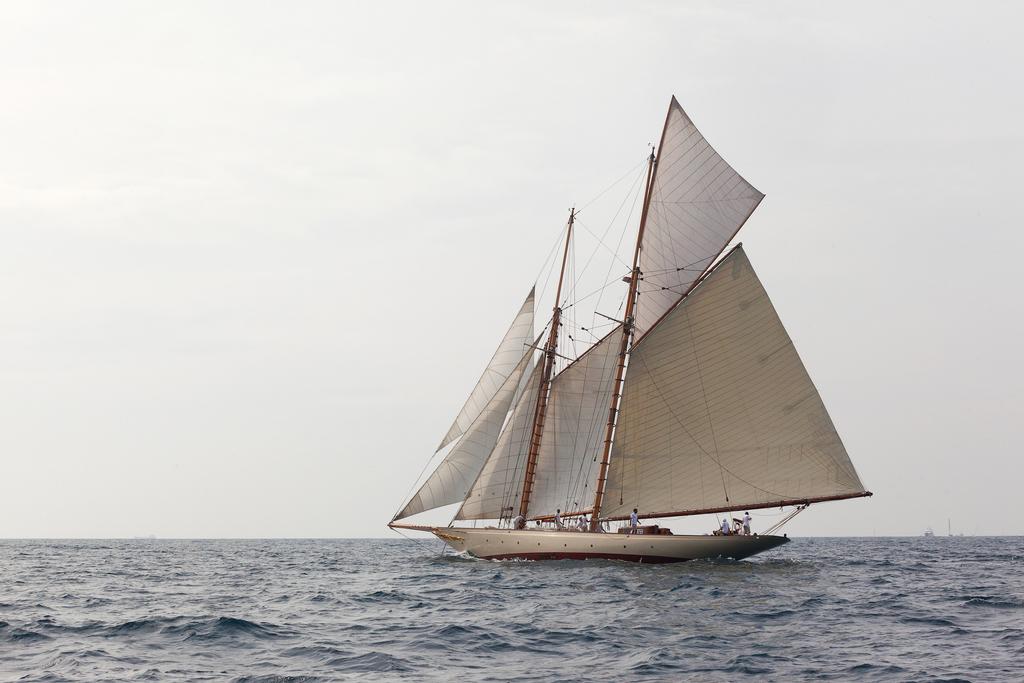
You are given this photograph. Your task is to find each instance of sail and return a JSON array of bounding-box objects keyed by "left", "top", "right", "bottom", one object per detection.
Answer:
[
  {"left": 393, "top": 347, "right": 534, "bottom": 521},
  {"left": 456, "top": 359, "right": 544, "bottom": 520},
  {"left": 438, "top": 287, "right": 535, "bottom": 451},
  {"left": 635, "top": 97, "right": 764, "bottom": 339},
  {"left": 527, "top": 327, "right": 622, "bottom": 517},
  {"left": 603, "top": 246, "right": 866, "bottom": 518}
]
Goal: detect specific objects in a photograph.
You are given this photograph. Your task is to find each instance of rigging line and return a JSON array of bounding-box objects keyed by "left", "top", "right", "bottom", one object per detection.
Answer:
[
  {"left": 590, "top": 161, "right": 645, "bottom": 338},
  {"left": 764, "top": 505, "right": 808, "bottom": 535},
  {"left": 392, "top": 445, "right": 448, "bottom": 521},
  {"left": 534, "top": 222, "right": 569, "bottom": 315},
  {"left": 388, "top": 524, "right": 434, "bottom": 550},
  {"left": 573, "top": 156, "right": 649, "bottom": 216},
  {"left": 570, "top": 162, "right": 648, "bottom": 291},
  {"left": 574, "top": 162, "right": 648, "bottom": 282},
  {"left": 563, "top": 275, "right": 629, "bottom": 312},
  {"left": 574, "top": 218, "right": 633, "bottom": 271},
  {"left": 639, "top": 258, "right": 715, "bottom": 276}
]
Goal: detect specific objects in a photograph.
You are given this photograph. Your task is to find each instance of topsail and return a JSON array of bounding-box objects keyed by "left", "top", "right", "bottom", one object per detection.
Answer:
[{"left": 634, "top": 98, "right": 764, "bottom": 339}]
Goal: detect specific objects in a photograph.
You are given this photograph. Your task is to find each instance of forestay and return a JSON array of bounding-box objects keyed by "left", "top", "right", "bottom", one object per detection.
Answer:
[
  {"left": 603, "top": 246, "right": 866, "bottom": 518},
  {"left": 634, "top": 98, "right": 764, "bottom": 340},
  {"left": 393, "top": 346, "right": 535, "bottom": 521},
  {"left": 437, "top": 287, "right": 535, "bottom": 451},
  {"left": 527, "top": 327, "right": 622, "bottom": 517}
]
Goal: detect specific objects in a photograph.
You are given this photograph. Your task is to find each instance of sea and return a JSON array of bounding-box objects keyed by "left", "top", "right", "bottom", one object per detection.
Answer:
[{"left": 1, "top": 537, "right": 1021, "bottom": 682}]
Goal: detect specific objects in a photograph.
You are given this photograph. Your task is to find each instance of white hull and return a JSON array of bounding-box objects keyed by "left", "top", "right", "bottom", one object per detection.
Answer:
[{"left": 429, "top": 527, "right": 789, "bottom": 563}]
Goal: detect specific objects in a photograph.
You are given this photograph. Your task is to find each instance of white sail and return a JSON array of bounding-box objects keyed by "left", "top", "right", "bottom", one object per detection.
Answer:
[
  {"left": 456, "top": 360, "right": 543, "bottom": 520},
  {"left": 393, "top": 347, "right": 534, "bottom": 521},
  {"left": 603, "top": 246, "right": 866, "bottom": 518},
  {"left": 635, "top": 98, "right": 764, "bottom": 339},
  {"left": 437, "top": 287, "right": 535, "bottom": 451},
  {"left": 527, "top": 327, "right": 621, "bottom": 517}
]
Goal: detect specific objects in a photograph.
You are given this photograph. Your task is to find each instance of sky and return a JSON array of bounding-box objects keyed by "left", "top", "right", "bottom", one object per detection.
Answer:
[{"left": 1, "top": 2, "right": 1021, "bottom": 537}]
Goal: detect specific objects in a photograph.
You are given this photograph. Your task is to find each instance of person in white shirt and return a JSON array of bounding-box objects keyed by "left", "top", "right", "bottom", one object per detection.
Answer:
[
  {"left": 553, "top": 509, "right": 564, "bottom": 529},
  {"left": 720, "top": 517, "right": 731, "bottom": 535},
  {"left": 576, "top": 516, "right": 588, "bottom": 531},
  {"left": 511, "top": 514, "right": 526, "bottom": 530},
  {"left": 743, "top": 512, "right": 752, "bottom": 535},
  {"left": 629, "top": 508, "right": 639, "bottom": 534}
]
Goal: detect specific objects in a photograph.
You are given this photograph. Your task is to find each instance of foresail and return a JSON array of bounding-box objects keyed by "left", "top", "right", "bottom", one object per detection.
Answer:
[
  {"left": 527, "top": 327, "right": 621, "bottom": 518},
  {"left": 394, "top": 347, "right": 534, "bottom": 521},
  {"left": 603, "top": 246, "right": 866, "bottom": 519},
  {"left": 456, "top": 359, "right": 543, "bottom": 520},
  {"left": 438, "top": 287, "right": 535, "bottom": 451},
  {"left": 635, "top": 97, "right": 764, "bottom": 340}
]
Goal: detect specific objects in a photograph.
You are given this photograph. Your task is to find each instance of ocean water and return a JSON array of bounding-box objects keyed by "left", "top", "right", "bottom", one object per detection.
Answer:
[{"left": 1, "top": 537, "right": 1022, "bottom": 682}]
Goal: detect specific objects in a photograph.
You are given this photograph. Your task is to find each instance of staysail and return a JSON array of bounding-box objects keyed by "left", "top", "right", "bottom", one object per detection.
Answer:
[
  {"left": 437, "top": 287, "right": 535, "bottom": 451},
  {"left": 393, "top": 345, "right": 535, "bottom": 521},
  {"left": 602, "top": 246, "right": 867, "bottom": 519},
  {"left": 634, "top": 98, "right": 764, "bottom": 340},
  {"left": 456, "top": 360, "right": 544, "bottom": 520},
  {"left": 526, "top": 327, "right": 622, "bottom": 518}
]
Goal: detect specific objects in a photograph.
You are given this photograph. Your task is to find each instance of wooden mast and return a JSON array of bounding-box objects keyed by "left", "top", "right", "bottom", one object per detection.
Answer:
[
  {"left": 517, "top": 208, "right": 574, "bottom": 521},
  {"left": 589, "top": 142, "right": 660, "bottom": 531}
]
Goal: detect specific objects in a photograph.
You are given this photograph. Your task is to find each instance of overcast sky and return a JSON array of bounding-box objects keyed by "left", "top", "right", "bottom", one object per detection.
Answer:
[{"left": 2, "top": 2, "right": 1021, "bottom": 538}]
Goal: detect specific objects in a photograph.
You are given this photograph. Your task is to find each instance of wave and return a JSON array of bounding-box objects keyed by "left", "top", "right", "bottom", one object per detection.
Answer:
[
  {"left": 232, "top": 676, "right": 327, "bottom": 683},
  {"left": 324, "top": 651, "right": 412, "bottom": 674},
  {"left": 962, "top": 595, "right": 1024, "bottom": 609}
]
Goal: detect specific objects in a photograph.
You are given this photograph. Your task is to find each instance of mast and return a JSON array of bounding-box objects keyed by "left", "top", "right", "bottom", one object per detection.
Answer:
[
  {"left": 517, "top": 209, "right": 574, "bottom": 519},
  {"left": 590, "top": 142, "right": 660, "bottom": 530}
]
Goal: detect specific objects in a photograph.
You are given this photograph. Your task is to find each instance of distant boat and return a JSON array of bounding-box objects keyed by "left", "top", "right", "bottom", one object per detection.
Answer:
[
  {"left": 390, "top": 96, "right": 872, "bottom": 563},
  {"left": 924, "top": 528, "right": 935, "bottom": 537}
]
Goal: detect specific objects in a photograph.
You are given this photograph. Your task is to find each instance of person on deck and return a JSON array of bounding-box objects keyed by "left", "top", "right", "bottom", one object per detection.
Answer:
[
  {"left": 553, "top": 509, "right": 564, "bottom": 529},
  {"left": 576, "top": 516, "right": 589, "bottom": 531},
  {"left": 720, "top": 517, "right": 731, "bottom": 535},
  {"left": 511, "top": 514, "right": 526, "bottom": 530},
  {"left": 743, "top": 512, "right": 752, "bottom": 535},
  {"left": 629, "top": 508, "right": 639, "bottom": 534}
]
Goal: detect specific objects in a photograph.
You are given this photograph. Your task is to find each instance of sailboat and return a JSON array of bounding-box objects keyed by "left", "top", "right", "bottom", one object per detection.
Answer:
[{"left": 389, "top": 97, "right": 872, "bottom": 562}]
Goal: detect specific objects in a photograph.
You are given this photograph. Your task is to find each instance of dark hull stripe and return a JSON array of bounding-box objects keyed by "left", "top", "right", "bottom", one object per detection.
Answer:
[{"left": 479, "top": 551, "right": 692, "bottom": 564}]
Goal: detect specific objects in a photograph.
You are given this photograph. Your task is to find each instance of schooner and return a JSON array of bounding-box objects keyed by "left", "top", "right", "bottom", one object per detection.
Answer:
[{"left": 390, "top": 97, "right": 871, "bottom": 562}]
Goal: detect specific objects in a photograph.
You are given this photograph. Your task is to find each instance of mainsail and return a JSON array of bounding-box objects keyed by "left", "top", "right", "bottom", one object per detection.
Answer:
[
  {"left": 437, "top": 287, "right": 535, "bottom": 451},
  {"left": 602, "top": 246, "right": 867, "bottom": 518},
  {"left": 634, "top": 98, "right": 764, "bottom": 340},
  {"left": 393, "top": 346, "right": 535, "bottom": 521},
  {"left": 526, "top": 327, "right": 622, "bottom": 517}
]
